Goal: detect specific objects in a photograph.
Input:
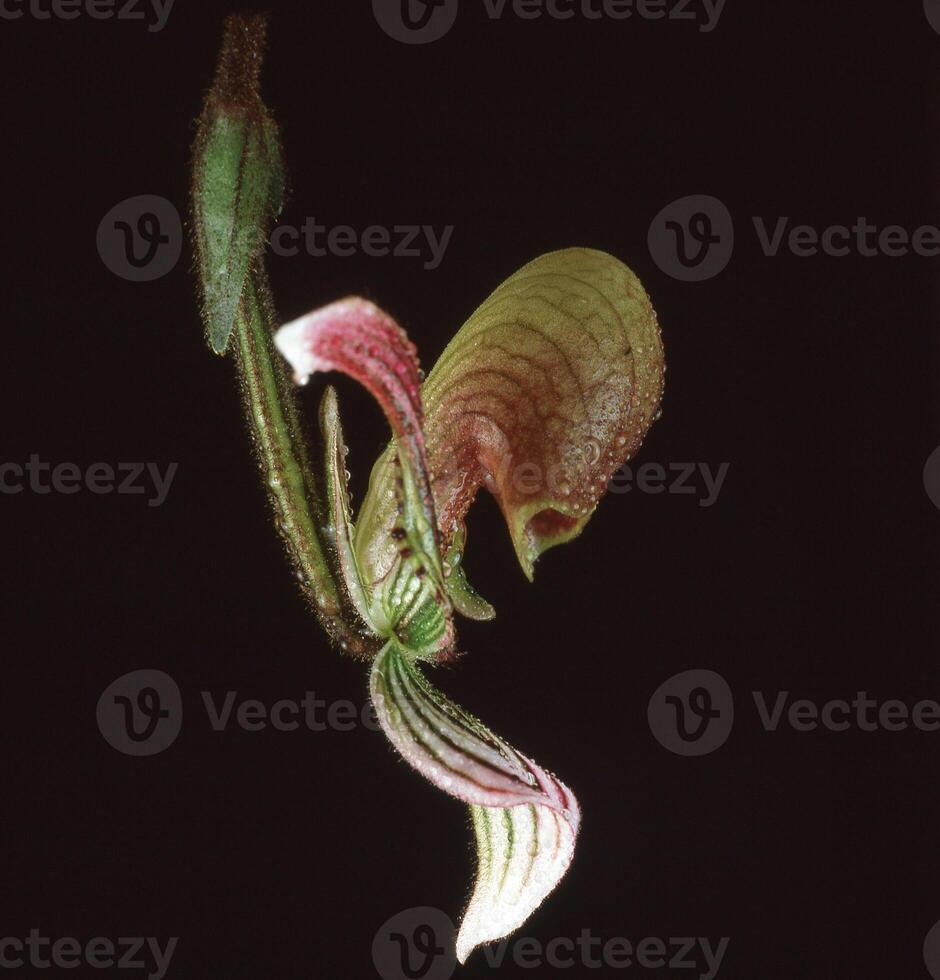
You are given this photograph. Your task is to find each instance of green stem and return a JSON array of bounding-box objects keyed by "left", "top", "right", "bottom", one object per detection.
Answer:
[{"left": 233, "top": 271, "right": 371, "bottom": 655}]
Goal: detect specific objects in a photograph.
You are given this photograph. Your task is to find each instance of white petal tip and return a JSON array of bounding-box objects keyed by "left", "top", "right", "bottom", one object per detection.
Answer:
[
  {"left": 455, "top": 800, "right": 579, "bottom": 965},
  {"left": 273, "top": 316, "right": 317, "bottom": 383}
]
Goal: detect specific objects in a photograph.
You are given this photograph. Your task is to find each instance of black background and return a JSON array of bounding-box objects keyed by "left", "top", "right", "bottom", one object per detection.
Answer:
[{"left": 4, "top": 1, "right": 939, "bottom": 978}]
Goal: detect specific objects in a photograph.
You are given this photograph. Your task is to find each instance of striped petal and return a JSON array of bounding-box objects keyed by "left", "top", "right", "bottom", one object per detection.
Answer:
[
  {"left": 462, "top": 799, "right": 577, "bottom": 964},
  {"left": 370, "top": 640, "right": 580, "bottom": 962},
  {"left": 355, "top": 248, "right": 665, "bottom": 589},
  {"left": 317, "top": 386, "right": 374, "bottom": 634}
]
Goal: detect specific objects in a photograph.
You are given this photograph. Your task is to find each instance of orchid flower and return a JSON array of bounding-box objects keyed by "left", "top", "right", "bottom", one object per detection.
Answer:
[{"left": 191, "top": 15, "right": 664, "bottom": 964}]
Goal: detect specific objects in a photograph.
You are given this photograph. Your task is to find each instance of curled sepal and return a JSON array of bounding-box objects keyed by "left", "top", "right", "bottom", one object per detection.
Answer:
[
  {"left": 427, "top": 248, "right": 664, "bottom": 577},
  {"left": 275, "top": 299, "right": 452, "bottom": 653},
  {"left": 370, "top": 641, "right": 580, "bottom": 961},
  {"left": 192, "top": 14, "right": 285, "bottom": 354}
]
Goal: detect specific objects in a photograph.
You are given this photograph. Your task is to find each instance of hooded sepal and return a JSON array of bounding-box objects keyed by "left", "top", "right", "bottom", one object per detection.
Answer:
[{"left": 373, "top": 247, "right": 666, "bottom": 580}]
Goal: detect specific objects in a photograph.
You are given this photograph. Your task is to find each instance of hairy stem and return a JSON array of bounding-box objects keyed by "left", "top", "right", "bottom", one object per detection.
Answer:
[{"left": 233, "top": 273, "right": 374, "bottom": 655}]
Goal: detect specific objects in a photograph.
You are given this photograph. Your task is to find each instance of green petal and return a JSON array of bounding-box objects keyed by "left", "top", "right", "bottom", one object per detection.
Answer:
[
  {"left": 318, "top": 386, "right": 375, "bottom": 634},
  {"left": 443, "top": 527, "right": 495, "bottom": 621}
]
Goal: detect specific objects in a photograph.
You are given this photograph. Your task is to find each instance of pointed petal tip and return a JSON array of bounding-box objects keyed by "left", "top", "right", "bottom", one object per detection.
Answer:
[
  {"left": 508, "top": 498, "right": 599, "bottom": 581},
  {"left": 455, "top": 788, "right": 580, "bottom": 963},
  {"left": 275, "top": 297, "right": 384, "bottom": 385},
  {"left": 273, "top": 314, "right": 314, "bottom": 382}
]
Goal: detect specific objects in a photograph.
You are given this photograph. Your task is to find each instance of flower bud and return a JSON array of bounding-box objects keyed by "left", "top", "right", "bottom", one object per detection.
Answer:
[{"left": 191, "top": 14, "right": 285, "bottom": 354}]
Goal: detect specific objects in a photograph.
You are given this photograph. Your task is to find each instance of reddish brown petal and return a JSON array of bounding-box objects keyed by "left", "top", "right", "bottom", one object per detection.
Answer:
[{"left": 358, "top": 248, "right": 665, "bottom": 584}]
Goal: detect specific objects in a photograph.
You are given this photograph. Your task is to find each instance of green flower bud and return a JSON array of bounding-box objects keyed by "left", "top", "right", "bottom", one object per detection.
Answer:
[{"left": 191, "top": 14, "right": 285, "bottom": 354}]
